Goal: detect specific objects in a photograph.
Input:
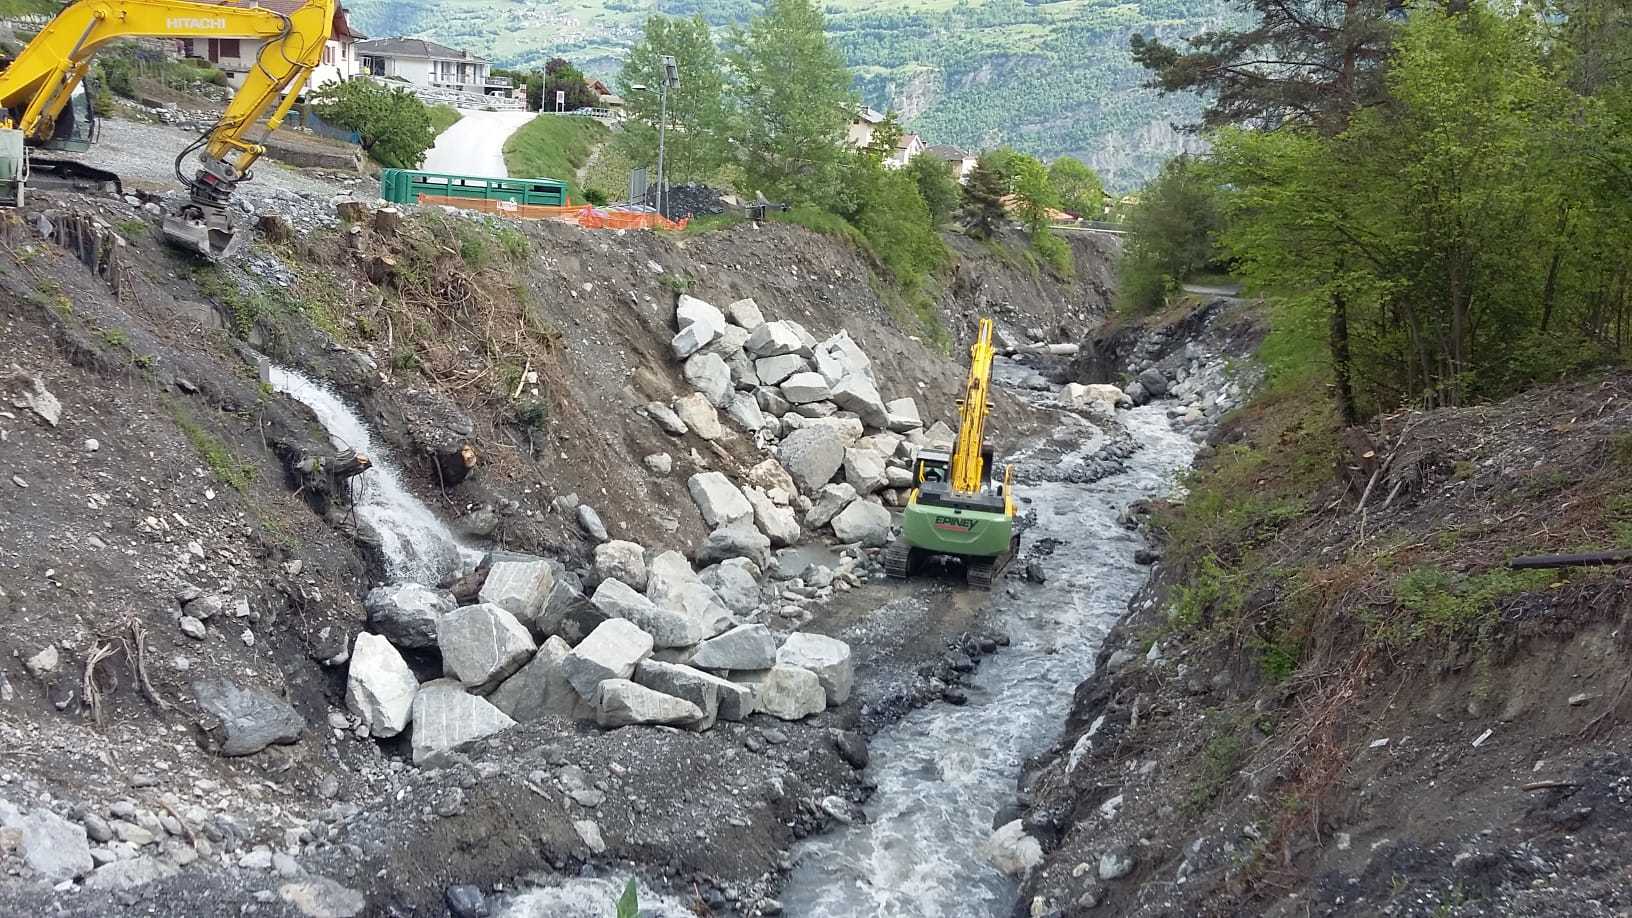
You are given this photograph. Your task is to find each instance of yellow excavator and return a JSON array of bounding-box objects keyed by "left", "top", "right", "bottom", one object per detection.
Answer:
[
  {"left": 0, "top": 0, "right": 336, "bottom": 258},
  {"left": 885, "top": 317, "right": 1019, "bottom": 589}
]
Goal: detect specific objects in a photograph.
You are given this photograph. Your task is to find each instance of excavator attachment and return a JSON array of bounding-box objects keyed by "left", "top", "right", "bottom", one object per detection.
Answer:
[{"left": 161, "top": 210, "right": 241, "bottom": 261}]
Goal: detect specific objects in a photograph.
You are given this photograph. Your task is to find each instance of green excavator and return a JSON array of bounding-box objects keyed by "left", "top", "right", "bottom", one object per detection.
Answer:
[{"left": 884, "top": 317, "right": 1019, "bottom": 589}]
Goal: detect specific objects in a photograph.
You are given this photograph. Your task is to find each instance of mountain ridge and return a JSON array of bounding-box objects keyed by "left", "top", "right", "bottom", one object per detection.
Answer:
[{"left": 345, "top": 0, "right": 1229, "bottom": 188}]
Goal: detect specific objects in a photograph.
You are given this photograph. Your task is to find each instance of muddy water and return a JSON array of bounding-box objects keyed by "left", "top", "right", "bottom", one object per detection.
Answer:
[
  {"left": 268, "top": 366, "right": 473, "bottom": 583},
  {"left": 780, "top": 386, "right": 1197, "bottom": 916}
]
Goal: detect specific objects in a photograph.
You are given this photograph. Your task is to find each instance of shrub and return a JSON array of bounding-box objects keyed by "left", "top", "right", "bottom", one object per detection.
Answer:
[{"left": 309, "top": 79, "right": 437, "bottom": 169}]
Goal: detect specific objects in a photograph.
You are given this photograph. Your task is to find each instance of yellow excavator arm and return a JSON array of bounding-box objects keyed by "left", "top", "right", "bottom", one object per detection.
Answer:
[
  {"left": 0, "top": 0, "right": 336, "bottom": 257},
  {"left": 950, "top": 317, "right": 997, "bottom": 494}
]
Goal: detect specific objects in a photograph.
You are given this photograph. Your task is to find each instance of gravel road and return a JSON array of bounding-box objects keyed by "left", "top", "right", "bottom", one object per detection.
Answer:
[
  {"left": 422, "top": 108, "right": 537, "bottom": 177},
  {"left": 61, "top": 117, "right": 358, "bottom": 201}
]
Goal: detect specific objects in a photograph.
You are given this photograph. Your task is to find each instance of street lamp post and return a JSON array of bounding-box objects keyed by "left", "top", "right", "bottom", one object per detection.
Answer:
[{"left": 656, "top": 55, "right": 679, "bottom": 219}]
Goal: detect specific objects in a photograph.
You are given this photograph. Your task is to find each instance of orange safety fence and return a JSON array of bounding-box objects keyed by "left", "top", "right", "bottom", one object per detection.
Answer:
[{"left": 415, "top": 195, "right": 689, "bottom": 231}]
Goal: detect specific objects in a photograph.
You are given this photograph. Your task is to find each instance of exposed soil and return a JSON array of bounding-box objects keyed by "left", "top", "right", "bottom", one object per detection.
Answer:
[{"left": 1017, "top": 308, "right": 1632, "bottom": 917}]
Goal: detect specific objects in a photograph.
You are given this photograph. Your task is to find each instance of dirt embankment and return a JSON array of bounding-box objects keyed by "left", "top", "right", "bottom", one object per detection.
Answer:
[
  {"left": 0, "top": 188, "right": 1111, "bottom": 915},
  {"left": 1018, "top": 309, "right": 1632, "bottom": 917}
]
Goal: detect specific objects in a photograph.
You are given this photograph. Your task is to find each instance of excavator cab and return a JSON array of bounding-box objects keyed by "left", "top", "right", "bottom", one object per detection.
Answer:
[
  {"left": 914, "top": 449, "right": 951, "bottom": 487},
  {"left": 42, "top": 81, "right": 97, "bottom": 153}
]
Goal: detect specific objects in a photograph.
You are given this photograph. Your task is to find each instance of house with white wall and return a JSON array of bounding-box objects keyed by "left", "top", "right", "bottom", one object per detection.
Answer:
[
  {"left": 184, "top": 1, "right": 365, "bottom": 92},
  {"left": 925, "top": 144, "right": 978, "bottom": 183},
  {"left": 846, "top": 107, "right": 885, "bottom": 149},
  {"left": 355, "top": 37, "right": 494, "bottom": 97},
  {"left": 886, "top": 132, "right": 924, "bottom": 169}
]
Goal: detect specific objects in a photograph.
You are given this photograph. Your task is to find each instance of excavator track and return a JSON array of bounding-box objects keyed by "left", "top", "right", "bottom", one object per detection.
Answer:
[
  {"left": 883, "top": 539, "right": 915, "bottom": 579},
  {"left": 965, "top": 533, "right": 1022, "bottom": 591}
]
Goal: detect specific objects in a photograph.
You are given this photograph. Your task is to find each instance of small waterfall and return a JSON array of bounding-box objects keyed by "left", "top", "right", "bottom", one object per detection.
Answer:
[{"left": 268, "top": 365, "right": 469, "bottom": 584}]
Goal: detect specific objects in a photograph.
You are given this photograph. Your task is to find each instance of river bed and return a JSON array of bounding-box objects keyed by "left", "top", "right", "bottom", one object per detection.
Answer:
[{"left": 778, "top": 380, "right": 1196, "bottom": 917}]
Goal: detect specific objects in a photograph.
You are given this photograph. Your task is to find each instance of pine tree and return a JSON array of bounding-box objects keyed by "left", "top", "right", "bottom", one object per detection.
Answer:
[{"left": 960, "top": 155, "right": 1008, "bottom": 240}]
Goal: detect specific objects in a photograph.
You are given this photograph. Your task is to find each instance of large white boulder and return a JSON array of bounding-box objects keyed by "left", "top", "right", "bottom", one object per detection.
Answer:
[
  {"left": 745, "top": 487, "right": 801, "bottom": 547},
  {"left": 687, "top": 471, "right": 754, "bottom": 529},
  {"left": 780, "top": 372, "right": 832, "bottom": 405},
  {"left": 684, "top": 352, "right": 733, "bottom": 409},
  {"left": 672, "top": 393, "right": 724, "bottom": 440},
  {"left": 690, "top": 623, "right": 777, "bottom": 671},
  {"left": 477, "top": 559, "right": 554, "bottom": 632},
  {"left": 562, "top": 618, "right": 655, "bottom": 698},
  {"left": 438, "top": 604, "right": 537, "bottom": 693},
  {"left": 593, "top": 540, "right": 648, "bottom": 591},
  {"left": 700, "top": 322, "right": 750, "bottom": 359},
  {"left": 725, "top": 392, "right": 767, "bottom": 432},
  {"left": 697, "top": 520, "right": 772, "bottom": 570},
  {"left": 733, "top": 664, "right": 825, "bottom": 720},
  {"left": 744, "top": 321, "right": 805, "bottom": 358},
  {"left": 671, "top": 323, "right": 717, "bottom": 360},
  {"left": 776, "top": 632, "right": 853, "bottom": 704},
  {"left": 747, "top": 457, "right": 798, "bottom": 495},
  {"left": 591, "top": 578, "right": 707, "bottom": 649},
  {"left": 593, "top": 678, "right": 705, "bottom": 728},
  {"left": 778, "top": 426, "right": 846, "bottom": 494},
  {"left": 817, "top": 330, "right": 874, "bottom": 382},
  {"left": 489, "top": 636, "right": 583, "bottom": 722},
  {"left": 632, "top": 659, "right": 740, "bottom": 729},
  {"left": 755, "top": 354, "right": 807, "bottom": 386},
  {"left": 805, "top": 482, "right": 859, "bottom": 529},
  {"left": 726, "top": 298, "right": 764, "bottom": 330},
  {"left": 699, "top": 560, "right": 762, "bottom": 616},
  {"left": 843, "top": 447, "right": 889, "bottom": 495},
  {"left": 364, "top": 583, "right": 453, "bottom": 649},
  {"left": 984, "top": 820, "right": 1044, "bottom": 876},
  {"left": 830, "top": 374, "right": 890, "bottom": 429},
  {"left": 831, "top": 500, "right": 891, "bottom": 547},
  {"left": 13, "top": 810, "right": 93, "bottom": 882},
  {"left": 675, "top": 294, "right": 725, "bottom": 335},
  {"left": 345, "top": 633, "right": 419, "bottom": 737},
  {"left": 409, "top": 679, "right": 516, "bottom": 765}
]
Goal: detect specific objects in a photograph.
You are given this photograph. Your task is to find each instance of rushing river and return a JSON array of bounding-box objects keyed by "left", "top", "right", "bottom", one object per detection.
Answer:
[{"left": 779, "top": 371, "right": 1198, "bottom": 917}]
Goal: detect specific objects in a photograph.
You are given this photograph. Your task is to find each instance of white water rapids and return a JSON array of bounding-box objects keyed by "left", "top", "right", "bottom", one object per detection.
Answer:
[
  {"left": 778, "top": 378, "right": 1198, "bottom": 916},
  {"left": 268, "top": 365, "right": 471, "bottom": 584}
]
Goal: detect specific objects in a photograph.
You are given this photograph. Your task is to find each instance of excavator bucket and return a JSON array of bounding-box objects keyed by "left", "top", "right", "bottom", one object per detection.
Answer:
[{"left": 161, "top": 213, "right": 241, "bottom": 261}]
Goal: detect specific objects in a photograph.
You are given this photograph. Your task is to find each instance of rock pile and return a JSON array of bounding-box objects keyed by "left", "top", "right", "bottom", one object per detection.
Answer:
[
  {"left": 651, "top": 294, "right": 942, "bottom": 551},
  {"left": 347, "top": 551, "right": 855, "bottom": 765}
]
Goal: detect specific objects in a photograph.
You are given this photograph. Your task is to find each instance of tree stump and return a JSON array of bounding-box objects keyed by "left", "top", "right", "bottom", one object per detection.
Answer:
[
  {"left": 335, "top": 200, "right": 370, "bottom": 224},
  {"left": 257, "top": 213, "right": 292, "bottom": 244},
  {"left": 373, "top": 207, "right": 404, "bottom": 238}
]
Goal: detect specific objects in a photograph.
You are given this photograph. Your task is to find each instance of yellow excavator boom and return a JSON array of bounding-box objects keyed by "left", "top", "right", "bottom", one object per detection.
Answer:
[
  {"left": 0, "top": 0, "right": 336, "bottom": 256},
  {"left": 950, "top": 317, "right": 997, "bottom": 494}
]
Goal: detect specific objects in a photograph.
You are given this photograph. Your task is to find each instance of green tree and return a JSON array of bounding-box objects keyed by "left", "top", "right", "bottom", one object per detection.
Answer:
[
  {"left": 616, "top": 15, "right": 730, "bottom": 183},
  {"left": 728, "top": 0, "right": 855, "bottom": 201},
  {"left": 542, "top": 57, "right": 597, "bottom": 111},
  {"left": 959, "top": 153, "right": 1009, "bottom": 239},
  {"left": 1048, "top": 156, "right": 1104, "bottom": 219},
  {"left": 864, "top": 111, "right": 904, "bottom": 161},
  {"left": 907, "top": 154, "right": 961, "bottom": 224},
  {"left": 1116, "top": 155, "right": 1225, "bottom": 314},
  {"left": 834, "top": 152, "right": 947, "bottom": 289},
  {"left": 1212, "top": 2, "right": 1630, "bottom": 413},
  {"left": 1007, "top": 153, "right": 1055, "bottom": 234},
  {"left": 309, "top": 79, "right": 436, "bottom": 169}
]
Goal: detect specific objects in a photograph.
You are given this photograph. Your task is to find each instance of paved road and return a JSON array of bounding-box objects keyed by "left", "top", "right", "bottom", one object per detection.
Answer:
[{"left": 421, "top": 109, "right": 537, "bottom": 177}]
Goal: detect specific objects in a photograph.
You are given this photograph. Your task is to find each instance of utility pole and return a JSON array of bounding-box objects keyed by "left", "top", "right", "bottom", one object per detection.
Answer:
[{"left": 657, "top": 54, "right": 678, "bottom": 219}]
